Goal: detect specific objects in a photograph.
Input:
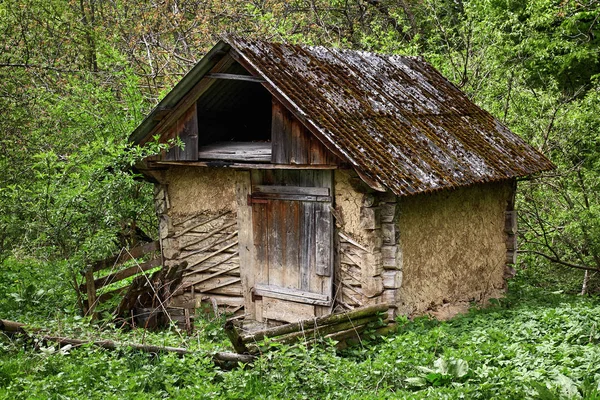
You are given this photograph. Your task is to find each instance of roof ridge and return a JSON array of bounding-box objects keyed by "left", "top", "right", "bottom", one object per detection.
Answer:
[{"left": 225, "top": 34, "right": 424, "bottom": 62}]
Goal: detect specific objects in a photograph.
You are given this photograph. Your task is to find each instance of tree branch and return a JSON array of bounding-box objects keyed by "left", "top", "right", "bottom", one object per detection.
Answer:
[
  {"left": 521, "top": 250, "right": 600, "bottom": 272},
  {"left": 362, "top": 0, "right": 413, "bottom": 41},
  {"left": 0, "top": 63, "right": 102, "bottom": 74}
]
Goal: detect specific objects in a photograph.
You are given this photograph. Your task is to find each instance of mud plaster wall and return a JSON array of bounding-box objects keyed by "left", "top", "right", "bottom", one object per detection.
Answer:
[
  {"left": 165, "top": 167, "right": 238, "bottom": 216},
  {"left": 396, "top": 181, "right": 512, "bottom": 316},
  {"left": 334, "top": 170, "right": 369, "bottom": 243},
  {"left": 334, "top": 170, "right": 393, "bottom": 312}
]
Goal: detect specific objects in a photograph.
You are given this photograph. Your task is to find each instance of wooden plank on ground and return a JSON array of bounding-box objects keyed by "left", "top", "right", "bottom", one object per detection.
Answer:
[{"left": 241, "top": 303, "right": 388, "bottom": 343}]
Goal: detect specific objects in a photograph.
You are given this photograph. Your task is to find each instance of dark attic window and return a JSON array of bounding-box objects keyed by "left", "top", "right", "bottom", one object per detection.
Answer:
[{"left": 196, "top": 62, "right": 272, "bottom": 147}]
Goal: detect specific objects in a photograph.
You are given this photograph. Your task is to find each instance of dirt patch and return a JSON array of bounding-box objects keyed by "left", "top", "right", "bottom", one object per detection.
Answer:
[
  {"left": 396, "top": 181, "right": 511, "bottom": 316},
  {"left": 425, "top": 302, "right": 471, "bottom": 321}
]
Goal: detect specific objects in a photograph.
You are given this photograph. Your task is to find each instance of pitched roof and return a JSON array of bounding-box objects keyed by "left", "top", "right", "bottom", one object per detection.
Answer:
[{"left": 131, "top": 36, "right": 554, "bottom": 196}]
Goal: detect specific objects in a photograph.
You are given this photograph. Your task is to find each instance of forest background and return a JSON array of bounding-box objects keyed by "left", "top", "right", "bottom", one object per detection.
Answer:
[{"left": 0, "top": 0, "right": 599, "bottom": 398}]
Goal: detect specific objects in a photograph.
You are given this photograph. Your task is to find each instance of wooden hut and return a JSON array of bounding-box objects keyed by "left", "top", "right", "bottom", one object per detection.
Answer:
[{"left": 130, "top": 36, "right": 553, "bottom": 323}]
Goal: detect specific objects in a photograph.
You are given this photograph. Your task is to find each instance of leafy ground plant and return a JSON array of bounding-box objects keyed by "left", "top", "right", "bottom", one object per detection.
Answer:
[{"left": 3, "top": 280, "right": 600, "bottom": 399}]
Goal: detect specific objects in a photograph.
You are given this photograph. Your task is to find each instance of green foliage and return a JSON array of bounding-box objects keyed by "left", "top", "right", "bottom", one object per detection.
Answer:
[
  {"left": 3, "top": 285, "right": 600, "bottom": 398},
  {"left": 0, "top": 258, "right": 75, "bottom": 321},
  {"left": 1, "top": 0, "right": 600, "bottom": 397}
]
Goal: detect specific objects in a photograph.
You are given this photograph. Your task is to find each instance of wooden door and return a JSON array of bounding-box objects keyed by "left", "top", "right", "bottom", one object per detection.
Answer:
[{"left": 248, "top": 170, "right": 333, "bottom": 323}]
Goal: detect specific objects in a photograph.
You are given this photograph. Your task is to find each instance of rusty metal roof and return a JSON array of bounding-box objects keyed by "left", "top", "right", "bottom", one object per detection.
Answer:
[{"left": 226, "top": 36, "right": 554, "bottom": 196}]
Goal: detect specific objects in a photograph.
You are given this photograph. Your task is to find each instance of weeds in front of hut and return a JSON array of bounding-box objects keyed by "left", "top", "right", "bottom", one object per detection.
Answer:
[{"left": 3, "top": 269, "right": 600, "bottom": 399}]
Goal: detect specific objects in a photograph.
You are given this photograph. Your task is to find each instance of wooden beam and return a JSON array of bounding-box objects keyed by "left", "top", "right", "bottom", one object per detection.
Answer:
[
  {"left": 152, "top": 107, "right": 172, "bottom": 121},
  {"left": 0, "top": 319, "right": 27, "bottom": 334},
  {"left": 205, "top": 73, "right": 266, "bottom": 83},
  {"left": 182, "top": 251, "right": 239, "bottom": 278},
  {"left": 179, "top": 263, "right": 239, "bottom": 291},
  {"left": 254, "top": 283, "right": 331, "bottom": 306},
  {"left": 199, "top": 277, "right": 241, "bottom": 293},
  {"left": 236, "top": 171, "right": 256, "bottom": 319},
  {"left": 252, "top": 185, "right": 329, "bottom": 196},
  {"left": 140, "top": 53, "right": 236, "bottom": 146},
  {"left": 249, "top": 193, "right": 332, "bottom": 203},
  {"left": 149, "top": 161, "right": 339, "bottom": 170},
  {"left": 173, "top": 211, "right": 231, "bottom": 238},
  {"left": 224, "top": 320, "right": 250, "bottom": 353},
  {"left": 180, "top": 221, "right": 238, "bottom": 250},
  {"left": 198, "top": 142, "right": 272, "bottom": 162},
  {"left": 183, "top": 240, "right": 239, "bottom": 268}
]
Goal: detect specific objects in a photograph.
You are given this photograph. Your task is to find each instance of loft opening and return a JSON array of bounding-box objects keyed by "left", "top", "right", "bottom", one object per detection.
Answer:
[{"left": 196, "top": 61, "right": 272, "bottom": 162}]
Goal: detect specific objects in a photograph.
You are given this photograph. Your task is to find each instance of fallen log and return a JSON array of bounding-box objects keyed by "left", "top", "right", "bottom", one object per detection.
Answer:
[
  {"left": 224, "top": 320, "right": 249, "bottom": 354},
  {"left": 226, "top": 303, "right": 390, "bottom": 354},
  {"left": 256, "top": 314, "right": 384, "bottom": 346},
  {"left": 0, "top": 319, "right": 254, "bottom": 366},
  {"left": 239, "top": 303, "right": 389, "bottom": 344},
  {"left": 246, "top": 314, "right": 385, "bottom": 353},
  {"left": 0, "top": 319, "right": 27, "bottom": 334}
]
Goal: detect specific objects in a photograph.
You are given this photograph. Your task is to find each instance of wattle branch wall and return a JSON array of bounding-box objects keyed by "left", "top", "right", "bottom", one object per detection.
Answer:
[{"left": 154, "top": 168, "right": 244, "bottom": 312}]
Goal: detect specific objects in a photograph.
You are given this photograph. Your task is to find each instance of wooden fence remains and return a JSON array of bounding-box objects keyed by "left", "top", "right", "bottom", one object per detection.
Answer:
[{"left": 80, "top": 241, "right": 161, "bottom": 316}]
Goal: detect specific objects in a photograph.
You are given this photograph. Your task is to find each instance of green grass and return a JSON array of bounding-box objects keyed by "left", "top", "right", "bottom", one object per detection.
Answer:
[{"left": 2, "top": 257, "right": 600, "bottom": 399}]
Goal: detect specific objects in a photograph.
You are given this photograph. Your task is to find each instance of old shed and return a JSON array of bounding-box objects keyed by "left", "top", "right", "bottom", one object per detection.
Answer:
[{"left": 130, "top": 36, "right": 553, "bottom": 323}]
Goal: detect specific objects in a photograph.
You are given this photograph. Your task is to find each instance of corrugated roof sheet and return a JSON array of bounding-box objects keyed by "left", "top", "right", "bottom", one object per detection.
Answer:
[{"left": 226, "top": 36, "right": 554, "bottom": 196}]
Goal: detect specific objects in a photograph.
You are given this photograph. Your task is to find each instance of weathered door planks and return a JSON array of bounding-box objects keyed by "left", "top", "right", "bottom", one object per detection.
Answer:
[{"left": 242, "top": 170, "right": 334, "bottom": 323}]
